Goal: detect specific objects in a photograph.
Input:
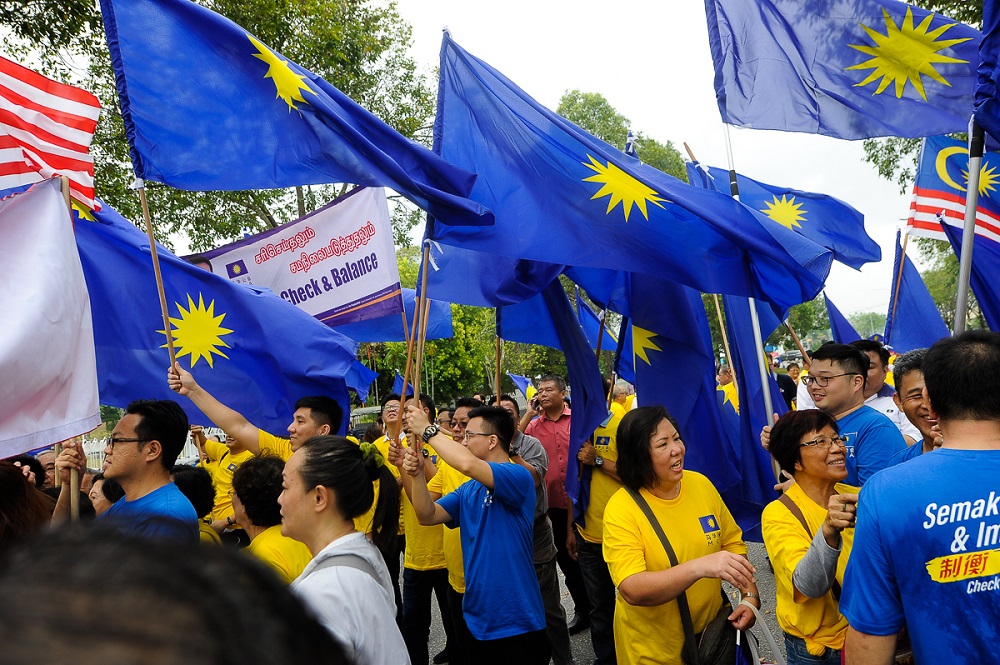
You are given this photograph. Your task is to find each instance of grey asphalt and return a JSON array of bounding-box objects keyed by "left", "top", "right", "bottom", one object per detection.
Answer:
[{"left": 423, "top": 541, "right": 785, "bottom": 664}]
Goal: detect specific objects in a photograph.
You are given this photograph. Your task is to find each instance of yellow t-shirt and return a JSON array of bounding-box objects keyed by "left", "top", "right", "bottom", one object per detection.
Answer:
[
  {"left": 257, "top": 430, "right": 293, "bottom": 461},
  {"left": 602, "top": 472, "right": 747, "bottom": 665},
  {"left": 720, "top": 382, "right": 740, "bottom": 415},
  {"left": 610, "top": 402, "right": 626, "bottom": 419},
  {"left": 578, "top": 411, "right": 624, "bottom": 543},
  {"left": 205, "top": 439, "right": 254, "bottom": 523},
  {"left": 246, "top": 524, "right": 314, "bottom": 585},
  {"left": 624, "top": 394, "right": 636, "bottom": 411},
  {"left": 374, "top": 435, "right": 405, "bottom": 536},
  {"left": 401, "top": 440, "right": 446, "bottom": 571},
  {"left": 427, "top": 459, "right": 471, "bottom": 592},
  {"left": 761, "top": 482, "right": 857, "bottom": 655},
  {"left": 199, "top": 520, "right": 222, "bottom": 545}
]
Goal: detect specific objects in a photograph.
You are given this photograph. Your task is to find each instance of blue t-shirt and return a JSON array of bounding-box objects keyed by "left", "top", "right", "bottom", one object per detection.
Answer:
[
  {"left": 841, "top": 449, "right": 1000, "bottom": 663},
  {"left": 889, "top": 439, "right": 924, "bottom": 466},
  {"left": 437, "top": 462, "right": 545, "bottom": 640},
  {"left": 837, "top": 406, "right": 906, "bottom": 485},
  {"left": 100, "top": 482, "right": 198, "bottom": 542}
]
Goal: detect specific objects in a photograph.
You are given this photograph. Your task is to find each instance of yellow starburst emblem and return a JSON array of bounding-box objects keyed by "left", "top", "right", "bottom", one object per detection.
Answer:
[
  {"left": 846, "top": 7, "right": 972, "bottom": 100},
  {"left": 248, "top": 35, "right": 314, "bottom": 111},
  {"left": 72, "top": 202, "right": 95, "bottom": 221},
  {"left": 632, "top": 325, "right": 662, "bottom": 365},
  {"left": 582, "top": 155, "right": 666, "bottom": 222},
  {"left": 159, "top": 294, "right": 234, "bottom": 368},
  {"left": 966, "top": 164, "right": 1000, "bottom": 197},
  {"left": 761, "top": 194, "right": 806, "bottom": 230},
  {"left": 934, "top": 146, "right": 1000, "bottom": 197}
]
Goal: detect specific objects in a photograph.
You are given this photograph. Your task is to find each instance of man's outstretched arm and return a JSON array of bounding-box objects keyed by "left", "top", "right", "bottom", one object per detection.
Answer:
[{"left": 167, "top": 363, "right": 262, "bottom": 453}]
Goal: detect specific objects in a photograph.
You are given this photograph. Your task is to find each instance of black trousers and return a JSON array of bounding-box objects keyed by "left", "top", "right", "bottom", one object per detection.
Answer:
[{"left": 548, "top": 507, "right": 591, "bottom": 616}]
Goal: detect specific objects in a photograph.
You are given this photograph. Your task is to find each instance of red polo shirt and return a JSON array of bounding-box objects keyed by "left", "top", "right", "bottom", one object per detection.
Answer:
[{"left": 524, "top": 405, "right": 571, "bottom": 510}]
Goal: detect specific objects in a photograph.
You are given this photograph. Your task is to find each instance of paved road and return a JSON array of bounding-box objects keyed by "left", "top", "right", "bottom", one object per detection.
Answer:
[{"left": 424, "top": 541, "right": 785, "bottom": 664}]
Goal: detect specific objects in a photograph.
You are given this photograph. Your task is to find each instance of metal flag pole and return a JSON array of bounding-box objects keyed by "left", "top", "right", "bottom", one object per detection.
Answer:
[
  {"left": 722, "top": 126, "right": 781, "bottom": 481},
  {"left": 954, "top": 123, "right": 985, "bottom": 334}
]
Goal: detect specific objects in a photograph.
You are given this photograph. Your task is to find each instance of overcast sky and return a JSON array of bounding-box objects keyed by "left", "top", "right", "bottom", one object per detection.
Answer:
[{"left": 394, "top": 0, "right": 926, "bottom": 317}]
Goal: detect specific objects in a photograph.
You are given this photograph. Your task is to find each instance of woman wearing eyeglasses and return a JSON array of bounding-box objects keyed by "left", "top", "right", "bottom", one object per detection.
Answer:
[{"left": 762, "top": 409, "right": 858, "bottom": 665}]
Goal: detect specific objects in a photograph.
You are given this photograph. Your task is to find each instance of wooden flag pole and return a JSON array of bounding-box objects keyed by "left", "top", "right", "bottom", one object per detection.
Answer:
[
  {"left": 410, "top": 240, "right": 434, "bottom": 399},
  {"left": 415, "top": 295, "right": 431, "bottom": 396},
  {"left": 888, "top": 230, "right": 910, "bottom": 331},
  {"left": 495, "top": 332, "right": 502, "bottom": 402},
  {"left": 398, "top": 296, "right": 420, "bottom": 433},
  {"left": 134, "top": 182, "right": 177, "bottom": 369},
  {"left": 60, "top": 176, "right": 80, "bottom": 520},
  {"left": 783, "top": 319, "right": 810, "bottom": 370},
  {"left": 712, "top": 294, "right": 738, "bottom": 400}
]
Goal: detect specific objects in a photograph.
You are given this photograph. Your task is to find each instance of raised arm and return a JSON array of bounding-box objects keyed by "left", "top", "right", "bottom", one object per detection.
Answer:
[
  {"left": 400, "top": 443, "right": 453, "bottom": 526},
  {"left": 404, "top": 405, "right": 494, "bottom": 489},
  {"left": 168, "top": 363, "right": 261, "bottom": 453}
]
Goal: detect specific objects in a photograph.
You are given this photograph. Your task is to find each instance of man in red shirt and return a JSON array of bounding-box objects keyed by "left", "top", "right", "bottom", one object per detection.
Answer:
[{"left": 521, "top": 375, "right": 591, "bottom": 635}]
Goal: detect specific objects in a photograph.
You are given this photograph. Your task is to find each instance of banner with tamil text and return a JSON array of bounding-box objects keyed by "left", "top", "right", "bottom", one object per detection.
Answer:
[{"left": 201, "top": 187, "right": 402, "bottom": 327}]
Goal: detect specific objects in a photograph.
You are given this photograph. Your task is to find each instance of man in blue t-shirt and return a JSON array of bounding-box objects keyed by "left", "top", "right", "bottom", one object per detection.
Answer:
[
  {"left": 764, "top": 342, "right": 906, "bottom": 485},
  {"left": 401, "top": 403, "right": 549, "bottom": 665},
  {"left": 887, "top": 348, "right": 942, "bottom": 466},
  {"left": 842, "top": 331, "right": 1000, "bottom": 664},
  {"left": 55, "top": 399, "right": 197, "bottom": 541}
]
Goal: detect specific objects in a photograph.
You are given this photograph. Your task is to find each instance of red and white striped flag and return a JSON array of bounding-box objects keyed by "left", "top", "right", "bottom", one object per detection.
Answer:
[{"left": 0, "top": 55, "right": 101, "bottom": 210}]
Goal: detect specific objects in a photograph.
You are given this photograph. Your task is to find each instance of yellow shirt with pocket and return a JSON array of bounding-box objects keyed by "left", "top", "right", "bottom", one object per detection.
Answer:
[{"left": 577, "top": 411, "right": 624, "bottom": 543}]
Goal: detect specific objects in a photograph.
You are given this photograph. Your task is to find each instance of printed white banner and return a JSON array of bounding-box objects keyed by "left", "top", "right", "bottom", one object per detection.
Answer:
[{"left": 202, "top": 187, "right": 403, "bottom": 326}]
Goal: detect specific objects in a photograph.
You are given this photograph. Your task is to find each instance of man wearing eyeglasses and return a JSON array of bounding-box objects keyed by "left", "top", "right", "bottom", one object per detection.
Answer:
[
  {"left": 794, "top": 343, "right": 906, "bottom": 486},
  {"left": 53, "top": 399, "right": 198, "bottom": 541}
]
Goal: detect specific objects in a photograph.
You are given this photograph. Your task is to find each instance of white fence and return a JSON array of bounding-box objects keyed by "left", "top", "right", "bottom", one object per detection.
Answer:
[{"left": 81, "top": 427, "right": 223, "bottom": 471}]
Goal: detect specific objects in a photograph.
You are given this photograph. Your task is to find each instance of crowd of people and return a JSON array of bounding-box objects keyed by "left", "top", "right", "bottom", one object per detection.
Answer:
[{"left": 1, "top": 331, "right": 999, "bottom": 664}]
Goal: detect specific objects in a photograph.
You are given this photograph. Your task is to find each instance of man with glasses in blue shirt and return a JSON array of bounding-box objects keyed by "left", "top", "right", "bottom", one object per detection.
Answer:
[
  {"left": 765, "top": 343, "right": 906, "bottom": 486},
  {"left": 53, "top": 400, "right": 198, "bottom": 541}
]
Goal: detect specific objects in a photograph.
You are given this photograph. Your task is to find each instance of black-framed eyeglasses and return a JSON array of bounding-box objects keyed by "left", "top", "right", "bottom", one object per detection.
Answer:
[
  {"left": 463, "top": 431, "right": 490, "bottom": 442},
  {"left": 107, "top": 437, "right": 151, "bottom": 450},
  {"left": 801, "top": 373, "right": 857, "bottom": 388},
  {"left": 799, "top": 435, "right": 848, "bottom": 449}
]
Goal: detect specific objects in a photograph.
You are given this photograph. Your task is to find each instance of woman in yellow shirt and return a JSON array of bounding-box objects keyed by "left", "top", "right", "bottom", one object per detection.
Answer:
[
  {"left": 761, "top": 409, "right": 858, "bottom": 665},
  {"left": 603, "top": 406, "right": 759, "bottom": 665}
]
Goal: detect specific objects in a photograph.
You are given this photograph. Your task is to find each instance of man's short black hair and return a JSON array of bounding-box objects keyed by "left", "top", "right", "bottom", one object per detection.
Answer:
[
  {"left": 810, "top": 342, "right": 869, "bottom": 388},
  {"left": 538, "top": 375, "right": 567, "bottom": 391},
  {"left": 5, "top": 455, "right": 44, "bottom": 488},
  {"left": 924, "top": 331, "right": 1000, "bottom": 422},
  {"left": 125, "top": 400, "right": 189, "bottom": 471},
  {"left": 467, "top": 406, "right": 515, "bottom": 453},
  {"left": 454, "top": 396, "right": 484, "bottom": 412},
  {"left": 381, "top": 393, "right": 402, "bottom": 409},
  {"left": 892, "top": 348, "right": 927, "bottom": 389},
  {"left": 294, "top": 396, "right": 343, "bottom": 431},
  {"left": 405, "top": 393, "right": 436, "bottom": 420},
  {"left": 170, "top": 465, "right": 216, "bottom": 519},
  {"left": 850, "top": 339, "right": 890, "bottom": 367},
  {"left": 492, "top": 394, "right": 520, "bottom": 416},
  {"left": 232, "top": 456, "right": 284, "bottom": 528}
]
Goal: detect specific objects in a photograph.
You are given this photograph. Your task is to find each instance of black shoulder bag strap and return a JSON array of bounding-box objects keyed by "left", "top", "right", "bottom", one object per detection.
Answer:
[
  {"left": 624, "top": 486, "right": 703, "bottom": 665},
  {"left": 777, "top": 493, "right": 841, "bottom": 601}
]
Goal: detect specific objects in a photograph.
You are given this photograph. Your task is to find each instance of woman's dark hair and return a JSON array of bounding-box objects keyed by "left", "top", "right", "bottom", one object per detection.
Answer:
[
  {"left": 4, "top": 455, "right": 45, "bottom": 488},
  {"left": 171, "top": 465, "right": 216, "bottom": 519},
  {"left": 94, "top": 473, "right": 126, "bottom": 504},
  {"left": 617, "top": 406, "right": 683, "bottom": 491},
  {"left": 0, "top": 525, "right": 349, "bottom": 664},
  {"left": 0, "top": 462, "right": 56, "bottom": 553},
  {"left": 769, "top": 410, "right": 840, "bottom": 477},
  {"left": 298, "top": 436, "right": 400, "bottom": 555},
  {"left": 232, "top": 456, "right": 284, "bottom": 528},
  {"left": 362, "top": 422, "right": 383, "bottom": 443}
]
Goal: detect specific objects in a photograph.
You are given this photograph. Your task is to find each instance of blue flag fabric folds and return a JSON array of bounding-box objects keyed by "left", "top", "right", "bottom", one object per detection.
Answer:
[
  {"left": 98, "top": 0, "right": 490, "bottom": 227},
  {"left": 685, "top": 163, "right": 880, "bottom": 270},
  {"left": 335, "top": 288, "right": 453, "bottom": 343},
  {"left": 497, "top": 281, "right": 608, "bottom": 524},
  {"left": 976, "top": 0, "right": 1000, "bottom": 142},
  {"left": 392, "top": 371, "right": 415, "bottom": 397},
  {"left": 75, "top": 203, "right": 357, "bottom": 436},
  {"left": 705, "top": 0, "right": 981, "bottom": 140},
  {"left": 506, "top": 372, "right": 535, "bottom": 400},
  {"left": 941, "top": 222, "right": 1000, "bottom": 331},
  {"left": 433, "top": 33, "right": 831, "bottom": 313},
  {"left": 576, "top": 291, "right": 618, "bottom": 352},
  {"left": 883, "top": 232, "right": 950, "bottom": 353},
  {"left": 825, "top": 293, "right": 862, "bottom": 344},
  {"left": 346, "top": 361, "right": 378, "bottom": 403},
  {"left": 720, "top": 295, "right": 787, "bottom": 540}
]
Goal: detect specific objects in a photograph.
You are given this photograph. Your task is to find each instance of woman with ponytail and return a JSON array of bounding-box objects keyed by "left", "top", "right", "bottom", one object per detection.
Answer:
[{"left": 280, "top": 435, "right": 409, "bottom": 665}]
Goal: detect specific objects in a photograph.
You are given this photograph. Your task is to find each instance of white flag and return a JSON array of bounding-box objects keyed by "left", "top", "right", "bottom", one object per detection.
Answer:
[{"left": 0, "top": 178, "right": 99, "bottom": 456}]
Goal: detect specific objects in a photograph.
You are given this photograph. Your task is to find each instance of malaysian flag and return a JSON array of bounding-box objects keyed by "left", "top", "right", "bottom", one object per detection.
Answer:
[
  {"left": 0, "top": 55, "right": 101, "bottom": 209},
  {"left": 907, "top": 135, "right": 1000, "bottom": 244}
]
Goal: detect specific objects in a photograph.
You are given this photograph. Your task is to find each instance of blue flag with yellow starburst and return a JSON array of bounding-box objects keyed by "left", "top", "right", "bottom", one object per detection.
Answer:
[
  {"left": 705, "top": 0, "right": 981, "bottom": 139},
  {"left": 74, "top": 203, "right": 358, "bottom": 436},
  {"left": 98, "top": 0, "right": 490, "bottom": 227},
  {"left": 432, "top": 33, "right": 831, "bottom": 314},
  {"left": 685, "top": 162, "right": 880, "bottom": 270}
]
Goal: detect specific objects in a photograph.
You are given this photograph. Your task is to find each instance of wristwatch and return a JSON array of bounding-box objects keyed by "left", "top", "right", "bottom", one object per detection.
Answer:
[
  {"left": 422, "top": 425, "right": 440, "bottom": 442},
  {"left": 595, "top": 455, "right": 604, "bottom": 467}
]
